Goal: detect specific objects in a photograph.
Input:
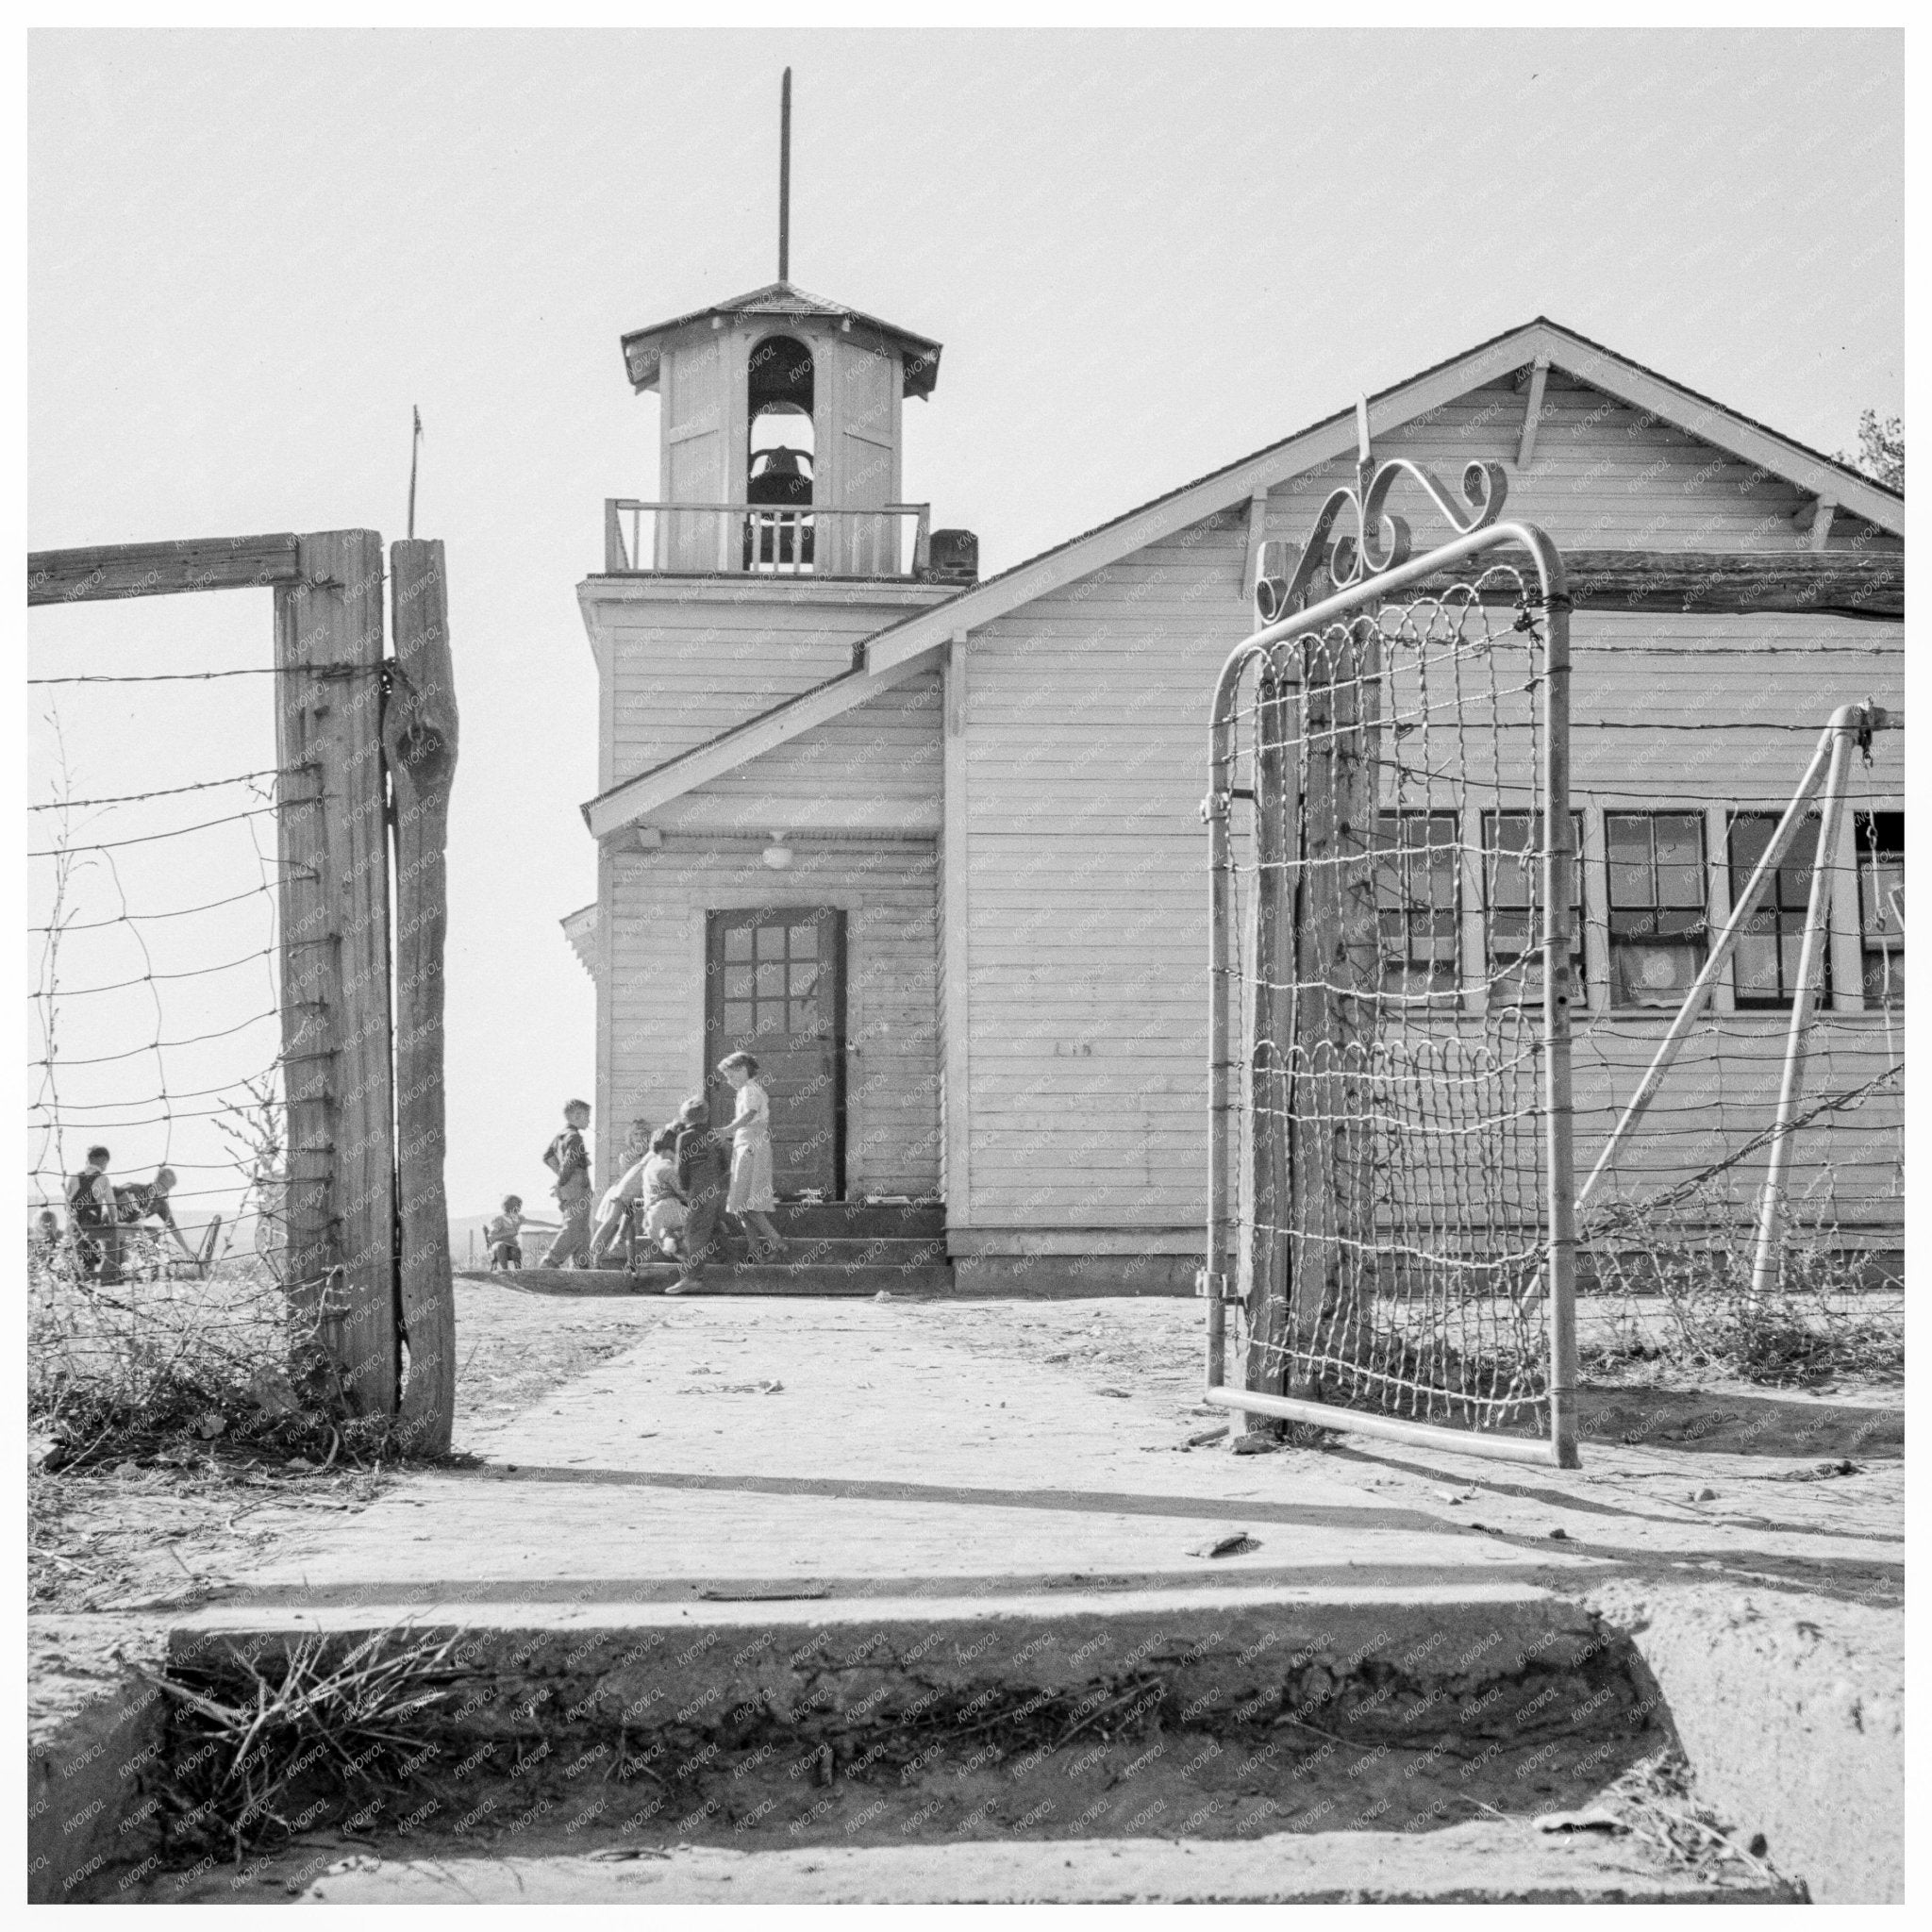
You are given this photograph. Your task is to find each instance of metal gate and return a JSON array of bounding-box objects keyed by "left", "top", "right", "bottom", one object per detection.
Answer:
[{"left": 1200, "top": 435, "right": 1579, "bottom": 1467}]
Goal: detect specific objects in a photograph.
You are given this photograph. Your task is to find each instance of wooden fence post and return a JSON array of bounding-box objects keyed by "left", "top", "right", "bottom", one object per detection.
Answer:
[
  {"left": 384, "top": 539, "right": 458, "bottom": 1455},
  {"left": 273, "top": 530, "right": 398, "bottom": 1416},
  {"left": 1291, "top": 629, "right": 1380, "bottom": 1372}
]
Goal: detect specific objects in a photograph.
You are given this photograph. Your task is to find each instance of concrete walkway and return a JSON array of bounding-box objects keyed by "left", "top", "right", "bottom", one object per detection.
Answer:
[{"left": 175, "top": 1297, "right": 1900, "bottom": 1638}]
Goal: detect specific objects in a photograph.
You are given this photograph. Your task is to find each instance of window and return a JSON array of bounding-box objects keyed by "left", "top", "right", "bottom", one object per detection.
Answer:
[
  {"left": 1374, "top": 810, "right": 1460, "bottom": 1000},
  {"left": 1482, "top": 811, "right": 1586, "bottom": 1005},
  {"left": 1607, "top": 811, "right": 1707, "bottom": 1008},
  {"left": 720, "top": 917, "right": 823, "bottom": 1039},
  {"left": 1728, "top": 813, "right": 1829, "bottom": 1010},
  {"left": 1855, "top": 811, "right": 1904, "bottom": 1008}
]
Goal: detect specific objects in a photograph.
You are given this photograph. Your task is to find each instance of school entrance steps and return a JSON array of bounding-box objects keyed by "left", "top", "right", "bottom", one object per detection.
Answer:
[
  {"left": 462, "top": 1200, "right": 954, "bottom": 1297},
  {"left": 138, "top": 1300, "right": 1812, "bottom": 1903}
]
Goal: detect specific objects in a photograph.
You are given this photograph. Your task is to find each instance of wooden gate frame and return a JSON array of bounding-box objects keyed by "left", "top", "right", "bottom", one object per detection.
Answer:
[{"left": 27, "top": 530, "right": 458, "bottom": 1454}]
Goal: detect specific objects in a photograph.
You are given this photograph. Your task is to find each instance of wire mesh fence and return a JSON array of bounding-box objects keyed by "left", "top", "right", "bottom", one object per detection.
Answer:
[
  {"left": 26, "top": 637, "right": 315, "bottom": 1434},
  {"left": 1214, "top": 549, "right": 1574, "bottom": 1457}
]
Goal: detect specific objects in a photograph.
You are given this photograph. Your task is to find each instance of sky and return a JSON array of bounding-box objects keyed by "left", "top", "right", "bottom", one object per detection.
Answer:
[{"left": 25, "top": 28, "right": 1904, "bottom": 1223}]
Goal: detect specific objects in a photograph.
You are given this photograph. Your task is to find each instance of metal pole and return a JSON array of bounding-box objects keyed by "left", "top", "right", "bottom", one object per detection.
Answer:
[
  {"left": 778, "top": 69, "right": 791, "bottom": 282},
  {"left": 1201, "top": 660, "right": 1240, "bottom": 1397},
  {"left": 1574, "top": 723, "right": 1837, "bottom": 1218},
  {"left": 1541, "top": 578, "right": 1581, "bottom": 1469},
  {"left": 1749, "top": 717, "right": 1857, "bottom": 1298}
]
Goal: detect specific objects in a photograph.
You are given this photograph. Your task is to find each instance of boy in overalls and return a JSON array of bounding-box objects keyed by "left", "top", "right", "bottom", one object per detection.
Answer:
[{"left": 669, "top": 1097, "right": 731, "bottom": 1294}]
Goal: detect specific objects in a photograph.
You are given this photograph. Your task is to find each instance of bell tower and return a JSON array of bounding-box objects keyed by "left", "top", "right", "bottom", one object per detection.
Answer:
[{"left": 613, "top": 73, "right": 958, "bottom": 580}]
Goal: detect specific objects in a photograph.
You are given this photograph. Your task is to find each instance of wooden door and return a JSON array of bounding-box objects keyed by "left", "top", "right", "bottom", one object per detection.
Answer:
[{"left": 706, "top": 907, "right": 846, "bottom": 1198}]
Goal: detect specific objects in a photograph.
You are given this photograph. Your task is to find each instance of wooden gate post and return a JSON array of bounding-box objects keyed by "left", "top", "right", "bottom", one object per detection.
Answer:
[
  {"left": 274, "top": 530, "right": 398, "bottom": 1416},
  {"left": 1291, "top": 628, "right": 1381, "bottom": 1371},
  {"left": 384, "top": 539, "right": 458, "bottom": 1455}
]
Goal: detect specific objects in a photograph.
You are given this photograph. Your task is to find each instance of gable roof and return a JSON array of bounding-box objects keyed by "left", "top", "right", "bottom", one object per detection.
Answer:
[
  {"left": 583, "top": 316, "right": 1905, "bottom": 840},
  {"left": 620, "top": 278, "right": 943, "bottom": 397}
]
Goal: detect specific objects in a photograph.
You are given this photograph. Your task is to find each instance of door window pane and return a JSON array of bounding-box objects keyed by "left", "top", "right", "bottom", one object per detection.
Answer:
[
  {"left": 724, "top": 965, "right": 754, "bottom": 1000},
  {"left": 724, "top": 925, "right": 754, "bottom": 962},
  {"left": 756, "top": 924, "right": 786, "bottom": 960},
  {"left": 724, "top": 1000, "right": 753, "bottom": 1037},
  {"left": 790, "top": 923, "right": 818, "bottom": 959}
]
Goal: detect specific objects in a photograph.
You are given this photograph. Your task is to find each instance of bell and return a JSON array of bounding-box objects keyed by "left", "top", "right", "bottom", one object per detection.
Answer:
[{"left": 748, "top": 445, "right": 813, "bottom": 508}]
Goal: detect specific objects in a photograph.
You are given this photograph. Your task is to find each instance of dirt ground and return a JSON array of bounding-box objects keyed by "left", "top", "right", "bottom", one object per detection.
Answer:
[{"left": 27, "top": 1279, "right": 1905, "bottom": 1740}]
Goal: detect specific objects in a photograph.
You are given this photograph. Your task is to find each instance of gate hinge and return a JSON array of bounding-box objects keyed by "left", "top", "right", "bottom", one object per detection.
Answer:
[
  {"left": 1198, "top": 789, "right": 1255, "bottom": 824},
  {"left": 1194, "top": 1268, "right": 1239, "bottom": 1302}
]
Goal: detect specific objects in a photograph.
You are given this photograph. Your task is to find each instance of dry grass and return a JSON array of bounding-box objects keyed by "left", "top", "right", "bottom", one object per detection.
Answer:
[
  {"left": 1582, "top": 1180, "right": 1904, "bottom": 1389},
  {"left": 27, "top": 1250, "right": 395, "bottom": 1472},
  {"left": 142, "top": 1633, "right": 466, "bottom": 1862}
]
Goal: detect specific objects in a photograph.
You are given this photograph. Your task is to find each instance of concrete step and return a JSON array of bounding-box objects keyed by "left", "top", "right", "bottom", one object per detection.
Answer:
[
  {"left": 459, "top": 1259, "right": 954, "bottom": 1296},
  {"left": 145, "top": 1593, "right": 1793, "bottom": 1904},
  {"left": 774, "top": 1201, "right": 946, "bottom": 1239},
  {"left": 209, "top": 1822, "right": 1794, "bottom": 1905}
]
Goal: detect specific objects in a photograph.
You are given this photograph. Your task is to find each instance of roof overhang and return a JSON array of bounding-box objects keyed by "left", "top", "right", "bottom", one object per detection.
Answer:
[
  {"left": 581, "top": 315, "right": 1904, "bottom": 835},
  {"left": 620, "top": 280, "right": 942, "bottom": 398}
]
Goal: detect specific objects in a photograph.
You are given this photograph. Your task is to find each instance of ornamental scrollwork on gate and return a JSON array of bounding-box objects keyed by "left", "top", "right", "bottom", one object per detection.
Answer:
[{"left": 1254, "top": 456, "right": 1509, "bottom": 626}]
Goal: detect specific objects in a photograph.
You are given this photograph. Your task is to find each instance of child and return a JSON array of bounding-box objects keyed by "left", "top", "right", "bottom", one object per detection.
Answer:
[
  {"left": 115, "top": 1166, "right": 199, "bottom": 1265},
  {"left": 30, "top": 1209, "right": 60, "bottom": 1263},
  {"left": 485, "top": 1196, "right": 525, "bottom": 1271},
  {"left": 719, "top": 1052, "right": 790, "bottom": 1264},
  {"left": 64, "top": 1144, "right": 121, "bottom": 1283},
  {"left": 669, "top": 1097, "right": 732, "bottom": 1293},
  {"left": 588, "top": 1144, "right": 654, "bottom": 1266},
  {"left": 638, "top": 1127, "right": 687, "bottom": 1264},
  {"left": 541, "top": 1099, "right": 593, "bottom": 1267}
]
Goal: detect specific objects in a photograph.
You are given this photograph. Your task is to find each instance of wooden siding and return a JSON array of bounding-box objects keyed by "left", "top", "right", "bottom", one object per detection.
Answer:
[
  {"left": 601, "top": 839, "right": 941, "bottom": 1197},
  {"left": 956, "top": 472, "right": 1904, "bottom": 1244},
  {"left": 648, "top": 673, "right": 943, "bottom": 835},
  {"left": 582, "top": 583, "right": 949, "bottom": 793},
  {"left": 1305, "top": 373, "right": 1904, "bottom": 557}
]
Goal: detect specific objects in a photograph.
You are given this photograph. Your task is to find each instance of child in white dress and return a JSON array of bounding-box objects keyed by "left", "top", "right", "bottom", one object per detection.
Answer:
[{"left": 718, "top": 1053, "right": 789, "bottom": 1263}]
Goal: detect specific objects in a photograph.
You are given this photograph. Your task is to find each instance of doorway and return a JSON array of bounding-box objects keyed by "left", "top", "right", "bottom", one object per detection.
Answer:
[{"left": 705, "top": 907, "right": 846, "bottom": 1199}]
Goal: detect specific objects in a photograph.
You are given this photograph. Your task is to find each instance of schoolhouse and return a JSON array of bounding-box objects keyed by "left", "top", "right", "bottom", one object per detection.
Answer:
[{"left": 564, "top": 284, "right": 1904, "bottom": 1290}]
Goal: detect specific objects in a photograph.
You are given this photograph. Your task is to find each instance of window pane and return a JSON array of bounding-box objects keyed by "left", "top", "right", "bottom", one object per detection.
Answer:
[
  {"left": 1776, "top": 821, "right": 1819, "bottom": 911},
  {"left": 756, "top": 924, "right": 786, "bottom": 960},
  {"left": 724, "top": 926, "right": 754, "bottom": 962},
  {"left": 788, "top": 963, "right": 818, "bottom": 999},
  {"left": 1614, "top": 941, "right": 1700, "bottom": 1006},
  {"left": 757, "top": 962, "right": 785, "bottom": 998},
  {"left": 724, "top": 1000, "right": 754, "bottom": 1035},
  {"left": 1734, "top": 933, "right": 1779, "bottom": 998},
  {"left": 790, "top": 923, "right": 818, "bottom": 959},
  {"left": 789, "top": 998, "right": 817, "bottom": 1033},
  {"left": 1654, "top": 814, "right": 1705, "bottom": 907},
  {"left": 724, "top": 965, "right": 754, "bottom": 1000},
  {"left": 1861, "top": 860, "right": 1905, "bottom": 941},
  {"left": 1728, "top": 814, "right": 1774, "bottom": 874},
  {"left": 1607, "top": 816, "right": 1651, "bottom": 908}
]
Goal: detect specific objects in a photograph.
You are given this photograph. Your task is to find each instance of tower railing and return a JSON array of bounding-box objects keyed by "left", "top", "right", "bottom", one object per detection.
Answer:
[{"left": 603, "top": 500, "right": 932, "bottom": 579}]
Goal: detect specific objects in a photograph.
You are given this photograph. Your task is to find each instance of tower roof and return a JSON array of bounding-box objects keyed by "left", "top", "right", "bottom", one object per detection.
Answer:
[{"left": 620, "top": 280, "right": 943, "bottom": 398}]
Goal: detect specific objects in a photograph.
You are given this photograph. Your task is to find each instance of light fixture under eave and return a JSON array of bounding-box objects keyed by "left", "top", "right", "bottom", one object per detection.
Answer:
[{"left": 762, "top": 835, "right": 793, "bottom": 871}]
